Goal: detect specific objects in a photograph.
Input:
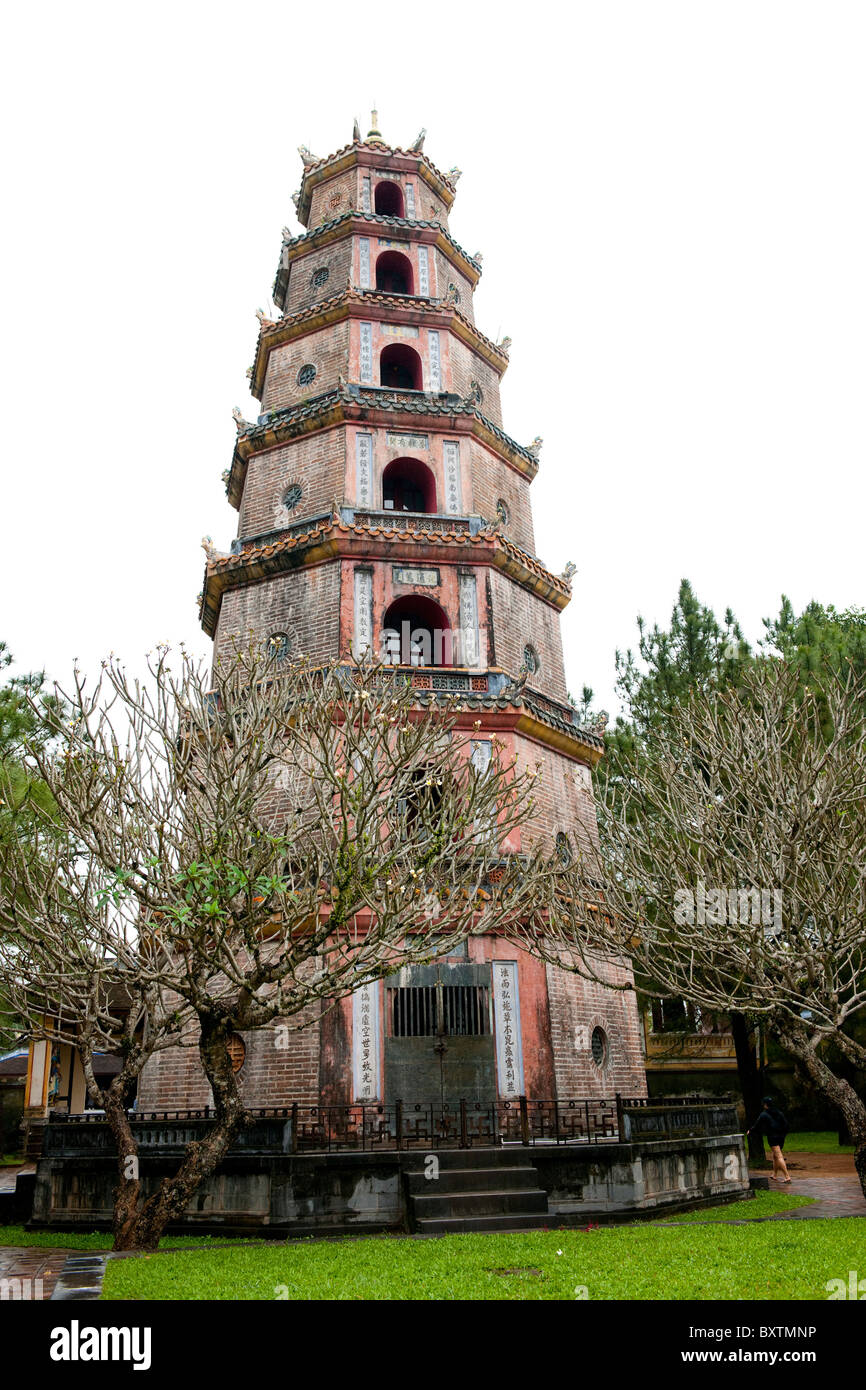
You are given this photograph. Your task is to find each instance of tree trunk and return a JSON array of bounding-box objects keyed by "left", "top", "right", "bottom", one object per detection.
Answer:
[
  {"left": 775, "top": 1018, "right": 866, "bottom": 1201},
  {"left": 729, "top": 1011, "right": 766, "bottom": 1166},
  {"left": 102, "top": 1092, "right": 143, "bottom": 1251},
  {"left": 111, "top": 1021, "right": 246, "bottom": 1252}
]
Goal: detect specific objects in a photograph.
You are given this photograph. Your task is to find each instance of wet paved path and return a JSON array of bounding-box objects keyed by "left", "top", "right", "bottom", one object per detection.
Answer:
[
  {"left": 763, "top": 1172, "right": 866, "bottom": 1220},
  {"left": 0, "top": 1245, "right": 69, "bottom": 1299}
]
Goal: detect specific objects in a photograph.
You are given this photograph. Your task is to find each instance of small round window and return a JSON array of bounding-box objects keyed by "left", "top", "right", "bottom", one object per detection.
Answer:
[
  {"left": 283, "top": 483, "right": 302, "bottom": 511},
  {"left": 523, "top": 644, "right": 540, "bottom": 675},
  {"left": 226, "top": 1034, "right": 246, "bottom": 1073},
  {"left": 267, "top": 632, "right": 290, "bottom": 662},
  {"left": 591, "top": 1026, "right": 608, "bottom": 1067},
  {"left": 496, "top": 498, "right": 509, "bottom": 525},
  {"left": 555, "top": 832, "right": 571, "bottom": 865},
  {"left": 311, "top": 266, "right": 329, "bottom": 288},
  {"left": 297, "top": 363, "right": 317, "bottom": 386}
]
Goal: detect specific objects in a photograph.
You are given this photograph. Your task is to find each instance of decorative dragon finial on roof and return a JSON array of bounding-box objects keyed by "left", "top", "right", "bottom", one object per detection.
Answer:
[
  {"left": 232, "top": 407, "right": 253, "bottom": 433},
  {"left": 409, "top": 128, "right": 426, "bottom": 152},
  {"left": 527, "top": 436, "right": 543, "bottom": 459},
  {"left": 298, "top": 145, "right": 318, "bottom": 169},
  {"left": 447, "top": 167, "right": 462, "bottom": 182},
  {"left": 560, "top": 561, "right": 577, "bottom": 584},
  {"left": 201, "top": 536, "right": 228, "bottom": 563},
  {"left": 497, "top": 336, "right": 512, "bottom": 355},
  {"left": 502, "top": 665, "right": 530, "bottom": 699},
  {"left": 353, "top": 117, "right": 361, "bottom": 143}
]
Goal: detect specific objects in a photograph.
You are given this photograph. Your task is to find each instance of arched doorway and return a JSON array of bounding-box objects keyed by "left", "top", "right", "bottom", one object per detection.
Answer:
[
  {"left": 380, "top": 343, "right": 423, "bottom": 391},
  {"left": 381, "top": 594, "right": 451, "bottom": 666},
  {"left": 382, "top": 457, "right": 436, "bottom": 513},
  {"left": 375, "top": 250, "right": 414, "bottom": 296},
  {"left": 374, "top": 181, "right": 404, "bottom": 217}
]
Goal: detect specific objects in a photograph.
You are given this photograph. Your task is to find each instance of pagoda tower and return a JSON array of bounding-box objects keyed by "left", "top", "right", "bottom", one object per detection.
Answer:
[{"left": 139, "top": 116, "right": 646, "bottom": 1115}]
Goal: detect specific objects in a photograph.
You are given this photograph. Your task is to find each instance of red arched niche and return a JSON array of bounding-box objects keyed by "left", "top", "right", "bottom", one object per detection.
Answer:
[
  {"left": 382, "top": 595, "right": 452, "bottom": 667},
  {"left": 380, "top": 342, "right": 423, "bottom": 391},
  {"left": 382, "top": 457, "right": 436, "bottom": 514},
  {"left": 374, "top": 181, "right": 405, "bottom": 217},
  {"left": 375, "top": 250, "right": 414, "bottom": 296}
]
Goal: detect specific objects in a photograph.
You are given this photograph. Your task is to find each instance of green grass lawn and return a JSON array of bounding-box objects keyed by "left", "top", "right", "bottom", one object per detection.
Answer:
[
  {"left": 656, "top": 1190, "right": 815, "bottom": 1223},
  {"left": 101, "top": 1217, "right": 866, "bottom": 1301},
  {"left": 0, "top": 1224, "right": 261, "bottom": 1251},
  {"left": 784, "top": 1131, "right": 855, "bottom": 1154}
]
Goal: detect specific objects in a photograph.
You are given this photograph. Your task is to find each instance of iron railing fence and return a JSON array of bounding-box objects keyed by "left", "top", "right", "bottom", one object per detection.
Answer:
[{"left": 45, "top": 1094, "right": 738, "bottom": 1155}]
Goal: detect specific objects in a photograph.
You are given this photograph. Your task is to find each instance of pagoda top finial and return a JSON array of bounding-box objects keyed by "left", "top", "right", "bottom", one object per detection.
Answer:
[{"left": 367, "top": 106, "right": 382, "bottom": 141}]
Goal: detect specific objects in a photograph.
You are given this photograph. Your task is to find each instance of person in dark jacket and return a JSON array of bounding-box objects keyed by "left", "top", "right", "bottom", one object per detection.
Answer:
[{"left": 747, "top": 1097, "right": 791, "bottom": 1181}]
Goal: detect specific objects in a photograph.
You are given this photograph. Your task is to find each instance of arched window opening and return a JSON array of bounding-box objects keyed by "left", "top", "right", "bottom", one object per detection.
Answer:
[
  {"left": 375, "top": 250, "right": 414, "bottom": 296},
  {"left": 382, "top": 457, "right": 436, "bottom": 514},
  {"left": 267, "top": 632, "right": 290, "bottom": 662},
  {"left": 398, "top": 765, "right": 445, "bottom": 839},
  {"left": 380, "top": 342, "right": 423, "bottom": 391},
  {"left": 374, "top": 181, "right": 404, "bottom": 217},
  {"left": 381, "top": 595, "right": 452, "bottom": 667},
  {"left": 591, "top": 1026, "right": 609, "bottom": 1067}
]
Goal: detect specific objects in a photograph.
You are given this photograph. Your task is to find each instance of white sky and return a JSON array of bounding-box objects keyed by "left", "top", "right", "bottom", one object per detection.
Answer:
[{"left": 1, "top": 2, "right": 864, "bottom": 715}]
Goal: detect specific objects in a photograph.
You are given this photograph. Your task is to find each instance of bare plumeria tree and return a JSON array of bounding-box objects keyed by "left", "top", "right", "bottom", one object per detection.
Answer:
[
  {"left": 0, "top": 645, "right": 565, "bottom": 1251},
  {"left": 515, "top": 661, "right": 866, "bottom": 1197}
]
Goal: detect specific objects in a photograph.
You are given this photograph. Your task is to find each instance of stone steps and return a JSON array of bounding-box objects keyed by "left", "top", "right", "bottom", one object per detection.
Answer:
[
  {"left": 415, "top": 1211, "right": 552, "bottom": 1235},
  {"left": 406, "top": 1164, "right": 541, "bottom": 1195},
  {"left": 406, "top": 1152, "right": 551, "bottom": 1234}
]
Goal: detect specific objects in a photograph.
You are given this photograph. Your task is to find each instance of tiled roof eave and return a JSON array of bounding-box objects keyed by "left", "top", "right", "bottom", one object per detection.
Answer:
[
  {"left": 199, "top": 518, "right": 569, "bottom": 636},
  {"left": 250, "top": 289, "right": 508, "bottom": 399},
  {"left": 295, "top": 143, "right": 457, "bottom": 226},
  {"left": 273, "top": 211, "right": 480, "bottom": 308},
  {"left": 515, "top": 711, "right": 605, "bottom": 767},
  {"left": 226, "top": 389, "right": 538, "bottom": 508}
]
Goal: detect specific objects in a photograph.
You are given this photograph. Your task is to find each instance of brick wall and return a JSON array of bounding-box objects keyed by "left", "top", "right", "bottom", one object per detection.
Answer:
[
  {"left": 511, "top": 735, "right": 598, "bottom": 854},
  {"left": 446, "top": 338, "right": 502, "bottom": 427},
  {"left": 262, "top": 320, "right": 349, "bottom": 414},
  {"left": 138, "top": 1008, "right": 323, "bottom": 1111},
  {"left": 284, "top": 240, "right": 354, "bottom": 316},
  {"left": 214, "top": 562, "right": 342, "bottom": 667},
  {"left": 545, "top": 954, "right": 647, "bottom": 1099},
  {"left": 238, "top": 428, "right": 346, "bottom": 540},
  {"left": 307, "top": 172, "right": 358, "bottom": 229},
  {"left": 467, "top": 439, "right": 535, "bottom": 552},
  {"left": 433, "top": 250, "right": 474, "bottom": 319},
  {"left": 487, "top": 568, "right": 569, "bottom": 699}
]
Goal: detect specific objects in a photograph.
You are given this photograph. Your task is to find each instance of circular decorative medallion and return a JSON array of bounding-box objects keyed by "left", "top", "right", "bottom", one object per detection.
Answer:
[
  {"left": 591, "top": 1026, "right": 608, "bottom": 1067},
  {"left": 496, "top": 499, "right": 508, "bottom": 525},
  {"left": 283, "top": 483, "right": 302, "bottom": 511},
  {"left": 311, "top": 266, "right": 330, "bottom": 288},
  {"left": 327, "top": 185, "right": 347, "bottom": 211},
  {"left": 555, "top": 831, "right": 571, "bottom": 865},
  {"left": 297, "top": 363, "right": 317, "bottom": 386},
  {"left": 523, "top": 643, "right": 540, "bottom": 675}
]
